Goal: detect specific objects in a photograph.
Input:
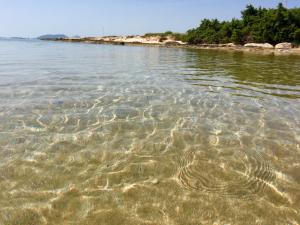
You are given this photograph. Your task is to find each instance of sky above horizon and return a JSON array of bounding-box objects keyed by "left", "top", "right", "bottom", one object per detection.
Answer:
[{"left": 1, "top": 0, "right": 300, "bottom": 38}]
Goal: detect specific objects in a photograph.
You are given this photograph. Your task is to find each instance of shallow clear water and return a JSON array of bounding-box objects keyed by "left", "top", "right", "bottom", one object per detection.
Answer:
[{"left": 0, "top": 39, "right": 300, "bottom": 225}]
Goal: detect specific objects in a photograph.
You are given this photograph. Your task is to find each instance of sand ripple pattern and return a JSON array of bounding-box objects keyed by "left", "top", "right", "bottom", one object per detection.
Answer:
[{"left": 178, "top": 148, "right": 276, "bottom": 199}]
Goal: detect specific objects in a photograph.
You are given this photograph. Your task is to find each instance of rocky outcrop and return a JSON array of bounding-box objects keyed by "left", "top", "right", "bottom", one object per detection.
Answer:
[
  {"left": 56, "top": 35, "right": 187, "bottom": 46},
  {"left": 275, "top": 42, "right": 292, "bottom": 49},
  {"left": 244, "top": 43, "right": 274, "bottom": 49}
]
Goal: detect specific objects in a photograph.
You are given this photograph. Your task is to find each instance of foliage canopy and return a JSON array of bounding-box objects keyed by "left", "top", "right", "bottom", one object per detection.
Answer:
[{"left": 184, "top": 3, "right": 300, "bottom": 45}]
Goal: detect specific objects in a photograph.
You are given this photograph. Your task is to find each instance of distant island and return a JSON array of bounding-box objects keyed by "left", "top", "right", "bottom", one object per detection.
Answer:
[
  {"left": 38, "top": 34, "right": 68, "bottom": 40},
  {"left": 0, "top": 37, "right": 29, "bottom": 40}
]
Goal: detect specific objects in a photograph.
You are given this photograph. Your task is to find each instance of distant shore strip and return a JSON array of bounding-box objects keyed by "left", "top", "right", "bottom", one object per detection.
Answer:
[{"left": 43, "top": 36, "right": 300, "bottom": 56}]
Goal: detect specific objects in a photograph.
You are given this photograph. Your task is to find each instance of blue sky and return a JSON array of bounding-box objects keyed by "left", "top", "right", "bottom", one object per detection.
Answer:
[{"left": 0, "top": 0, "right": 299, "bottom": 37}]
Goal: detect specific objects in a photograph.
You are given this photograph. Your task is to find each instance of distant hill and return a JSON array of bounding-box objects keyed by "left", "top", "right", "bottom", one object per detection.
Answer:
[
  {"left": 38, "top": 34, "right": 68, "bottom": 40},
  {"left": 0, "top": 37, "right": 28, "bottom": 40},
  {"left": 10, "top": 37, "right": 27, "bottom": 40}
]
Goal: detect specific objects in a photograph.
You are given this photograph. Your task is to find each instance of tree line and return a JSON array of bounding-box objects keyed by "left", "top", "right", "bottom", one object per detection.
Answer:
[{"left": 183, "top": 3, "right": 300, "bottom": 45}]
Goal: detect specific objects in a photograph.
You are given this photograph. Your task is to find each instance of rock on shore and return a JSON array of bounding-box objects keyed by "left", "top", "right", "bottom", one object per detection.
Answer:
[
  {"left": 275, "top": 42, "right": 292, "bottom": 49},
  {"left": 244, "top": 43, "right": 274, "bottom": 49}
]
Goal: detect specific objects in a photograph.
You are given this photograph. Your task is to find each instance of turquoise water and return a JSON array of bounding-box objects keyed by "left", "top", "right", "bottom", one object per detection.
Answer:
[{"left": 0, "top": 39, "right": 300, "bottom": 225}]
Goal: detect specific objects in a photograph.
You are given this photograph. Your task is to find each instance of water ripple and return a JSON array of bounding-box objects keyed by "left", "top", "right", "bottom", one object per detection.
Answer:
[
  {"left": 0, "top": 40, "right": 300, "bottom": 225},
  {"left": 177, "top": 148, "right": 283, "bottom": 200}
]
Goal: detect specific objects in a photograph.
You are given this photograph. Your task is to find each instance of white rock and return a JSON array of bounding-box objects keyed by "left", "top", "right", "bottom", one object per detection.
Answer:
[
  {"left": 244, "top": 43, "right": 274, "bottom": 49},
  {"left": 275, "top": 42, "right": 292, "bottom": 49},
  {"left": 151, "top": 178, "right": 159, "bottom": 185},
  {"left": 226, "top": 43, "right": 237, "bottom": 47}
]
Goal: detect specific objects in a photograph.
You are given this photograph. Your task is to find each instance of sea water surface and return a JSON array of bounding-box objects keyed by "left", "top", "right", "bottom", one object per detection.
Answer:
[{"left": 0, "top": 39, "right": 300, "bottom": 225}]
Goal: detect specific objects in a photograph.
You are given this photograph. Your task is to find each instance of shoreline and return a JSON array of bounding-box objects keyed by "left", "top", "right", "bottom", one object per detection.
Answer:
[{"left": 45, "top": 36, "right": 300, "bottom": 56}]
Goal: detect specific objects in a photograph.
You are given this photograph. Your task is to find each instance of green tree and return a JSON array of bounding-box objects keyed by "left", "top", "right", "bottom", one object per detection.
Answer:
[
  {"left": 183, "top": 3, "right": 300, "bottom": 45},
  {"left": 294, "top": 29, "right": 300, "bottom": 43}
]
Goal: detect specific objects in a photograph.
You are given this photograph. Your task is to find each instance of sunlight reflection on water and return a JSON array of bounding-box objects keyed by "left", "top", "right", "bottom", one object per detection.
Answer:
[{"left": 0, "top": 39, "right": 299, "bottom": 225}]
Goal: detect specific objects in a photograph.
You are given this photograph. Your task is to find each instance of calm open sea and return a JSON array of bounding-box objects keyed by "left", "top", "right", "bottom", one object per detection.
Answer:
[{"left": 0, "top": 39, "right": 300, "bottom": 225}]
